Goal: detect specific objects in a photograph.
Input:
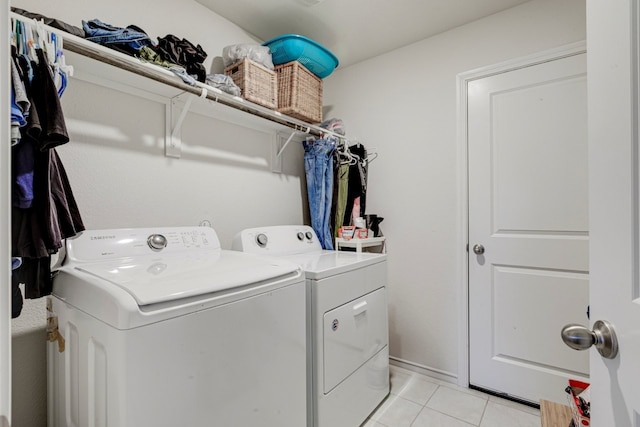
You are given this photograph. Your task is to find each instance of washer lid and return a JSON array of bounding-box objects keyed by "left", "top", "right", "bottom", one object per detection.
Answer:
[{"left": 72, "top": 250, "right": 300, "bottom": 306}]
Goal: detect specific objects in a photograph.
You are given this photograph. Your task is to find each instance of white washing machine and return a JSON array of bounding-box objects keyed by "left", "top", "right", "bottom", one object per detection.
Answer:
[
  {"left": 232, "top": 225, "right": 389, "bottom": 427},
  {"left": 47, "top": 226, "right": 307, "bottom": 427}
]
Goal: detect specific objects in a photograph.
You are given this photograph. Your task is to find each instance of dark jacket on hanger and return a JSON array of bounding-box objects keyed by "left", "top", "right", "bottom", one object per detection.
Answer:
[
  {"left": 343, "top": 143, "right": 368, "bottom": 225},
  {"left": 11, "top": 47, "right": 85, "bottom": 304}
]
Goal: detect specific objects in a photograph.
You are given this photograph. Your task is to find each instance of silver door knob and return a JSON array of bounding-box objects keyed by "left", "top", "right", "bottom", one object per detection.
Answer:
[
  {"left": 561, "top": 320, "right": 618, "bottom": 359},
  {"left": 472, "top": 244, "right": 485, "bottom": 255}
]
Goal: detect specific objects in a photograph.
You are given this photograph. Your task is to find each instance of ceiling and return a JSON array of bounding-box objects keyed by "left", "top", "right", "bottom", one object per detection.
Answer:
[{"left": 195, "top": 0, "right": 531, "bottom": 70}]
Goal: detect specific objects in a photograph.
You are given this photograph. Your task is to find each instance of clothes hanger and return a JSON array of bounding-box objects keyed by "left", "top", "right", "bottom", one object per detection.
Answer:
[
  {"left": 365, "top": 147, "right": 378, "bottom": 164},
  {"left": 347, "top": 138, "right": 371, "bottom": 167},
  {"left": 347, "top": 153, "right": 359, "bottom": 166},
  {"left": 36, "top": 19, "right": 57, "bottom": 66},
  {"left": 350, "top": 138, "right": 363, "bottom": 150},
  {"left": 44, "top": 29, "right": 74, "bottom": 95},
  {"left": 50, "top": 33, "right": 73, "bottom": 77},
  {"left": 337, "top": 142, "right": 359, "bottom": 165},
  {"left": 15, "top": 20, "right": 31, "bottom": 60},
  {"left": 15, "top": 20, "right": 26, "bottom": 56},
  {"left": 23, "top": 21, "right": 39, "bottom": 63},
  {"left": 10, "top": 17, "right": 17, "bottom": 48}
]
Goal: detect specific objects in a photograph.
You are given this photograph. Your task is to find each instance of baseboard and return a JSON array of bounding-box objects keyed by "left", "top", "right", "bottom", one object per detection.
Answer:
[{"left": 389, "top": 356, "right": 458, "bottom": 384}]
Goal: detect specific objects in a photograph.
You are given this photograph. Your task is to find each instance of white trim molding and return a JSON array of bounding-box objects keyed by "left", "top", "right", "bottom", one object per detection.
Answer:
[
  {"left": 389, "top": 356, "right": 458, "bottom": 385},
  {"left": 1, "top": 2, "right": 12, "bottom": 424}
]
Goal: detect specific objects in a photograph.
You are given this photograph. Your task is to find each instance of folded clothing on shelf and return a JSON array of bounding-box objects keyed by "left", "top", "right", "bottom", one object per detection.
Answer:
[
  {"left": 155, "top": 34, "right": 208, "bottom": 83},
  {"left": 81, "top": 19, "right": 209, "bottom": 83},
  {"left": 82, "top": 19, "right": 154, "bottom": 56},
  {"left": 205, "top": 74, "right": 241, "bottom": 96}
]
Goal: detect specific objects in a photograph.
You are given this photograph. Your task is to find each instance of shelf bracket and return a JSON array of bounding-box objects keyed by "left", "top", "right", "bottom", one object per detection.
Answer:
[
  {"left": 165, "top": 88, "right": 208, "bottom": 158},
  {"left": 271, "top": 126, "right": 310, "bottom": 173}
]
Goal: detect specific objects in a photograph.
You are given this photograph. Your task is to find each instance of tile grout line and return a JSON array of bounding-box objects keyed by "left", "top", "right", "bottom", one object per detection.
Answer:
[
  {"left": 389, "top": 368, "right": 541, "bottom": 426},
  {"left": 429, "top": 383, "right": 488, "bottom": 426},
  {"left": 410, "top": 384, "right": 483, "bottom": 427},
  {"left": 477, "top": 397, "right": 489, "bottom": 427},
  {"left": 418, "top": 405, "right": 485, "bottom": 426}
]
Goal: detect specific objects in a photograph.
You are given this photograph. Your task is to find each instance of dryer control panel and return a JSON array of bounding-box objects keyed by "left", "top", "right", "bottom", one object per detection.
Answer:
[
  {"left": 232, "top": 225, "right": 322, "bottom": 256},
  {"left": 65, "top": 227, "right": 221, "bottom": 263}
]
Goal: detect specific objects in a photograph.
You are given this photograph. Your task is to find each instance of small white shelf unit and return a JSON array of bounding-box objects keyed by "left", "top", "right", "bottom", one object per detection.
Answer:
[{"left": 335, "top": 237, "right": 386, "bottom": 253}]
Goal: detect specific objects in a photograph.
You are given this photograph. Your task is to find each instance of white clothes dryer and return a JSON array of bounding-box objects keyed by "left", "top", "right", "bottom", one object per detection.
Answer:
[
  {"left": 232, "top": 225, "right": 389, "bottom": 427},
  {"left": 48, "top": 226, "right": 307, "bottom": 427}
]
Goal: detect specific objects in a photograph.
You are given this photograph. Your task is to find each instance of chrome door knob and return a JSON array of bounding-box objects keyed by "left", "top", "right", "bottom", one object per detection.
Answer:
[
  {"left": 561, "top": 320, "right": 618, "bottom": 359},
  {"left": 472, "top": 244, "right": 485, "bottom": 255}
]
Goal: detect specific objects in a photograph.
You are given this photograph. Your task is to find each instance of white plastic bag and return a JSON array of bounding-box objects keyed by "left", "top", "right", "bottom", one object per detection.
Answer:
[{"left": 222, "top": 44, "right": 274, "bottom": 70}]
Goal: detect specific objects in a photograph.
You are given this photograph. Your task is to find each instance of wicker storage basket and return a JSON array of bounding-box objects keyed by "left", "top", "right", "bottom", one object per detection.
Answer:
[
  {"left": 275, "top": 61, "right": 323, "bottom": 123},
  {"left": 224, "top": 58, "right": 277, "bottom": 109}
]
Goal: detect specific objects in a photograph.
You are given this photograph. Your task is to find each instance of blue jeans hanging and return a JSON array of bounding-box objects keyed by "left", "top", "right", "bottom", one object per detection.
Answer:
[{"left": 303, "top": 138, "right": 336, "bottom": 250}]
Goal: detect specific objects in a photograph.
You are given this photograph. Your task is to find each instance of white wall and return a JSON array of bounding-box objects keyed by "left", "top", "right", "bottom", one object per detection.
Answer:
[
  {"left": 323, "top": 0, "right": 586, "bottom": 380},
  {"left": 10, "top": 0, "right": 307, "bottom": 425}
]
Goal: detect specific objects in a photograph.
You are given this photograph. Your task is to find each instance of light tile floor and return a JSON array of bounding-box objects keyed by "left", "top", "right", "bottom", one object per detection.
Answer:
[{"left": 362, "top": 365, "right": 541, "bottom": 427}]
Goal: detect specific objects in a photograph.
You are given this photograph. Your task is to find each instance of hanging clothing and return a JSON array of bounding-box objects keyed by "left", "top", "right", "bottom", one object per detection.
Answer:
[
  {"left": 31, "top": 48, "right": 69, "bottom": 151},
  {"left": 343, "top": 143, "right": 368, "bottom": 225},
  {"left": 11, "top": 155, "right": 84, "bottom": 301},
  {"left": 9, "top": 22, "right": 85, "bottom": 314},
  {"left": 332, "top": 152, "right": 350, "bottom": 237},
  {"left": 12, "top": 138, "right": 35, "bottom": 209},
  {"left": 11, "top": 275, "right": 24, "bottom": 319},
  {"left": 303, "top": 138, "right": 335, "bottom": 250},
  {"left": 11, "top": 51, "right": 30, "bottom": 146},
  {"left": 11, "top": 258, "right": 23, "bottom": 319},
  {"left": 37, "top": 149, "right": 85, "bottom": 252},
  {"left": 320, "top": 118, "right": 347, "bottom": 238},
  {"left": 12, "top": 257, "right": 53, "bottom": 300}
]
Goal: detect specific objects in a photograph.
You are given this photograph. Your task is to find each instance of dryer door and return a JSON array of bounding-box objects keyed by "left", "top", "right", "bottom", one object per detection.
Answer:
[{"left": 323, "top": 287, "right": 388, "bottom": 393}]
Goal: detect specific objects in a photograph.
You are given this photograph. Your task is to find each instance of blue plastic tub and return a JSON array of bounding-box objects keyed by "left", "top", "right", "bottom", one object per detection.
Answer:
[{"left": 263, "top": 34, "right": 339, "bottom": 79}]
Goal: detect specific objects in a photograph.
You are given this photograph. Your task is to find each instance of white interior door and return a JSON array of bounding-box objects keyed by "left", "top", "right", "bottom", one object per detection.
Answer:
[
  {"left": 468, "top": 52, "right": 589, "bottom": 404},
  {"left": 584, "top": 0, "right": 640, "bottom": 425},
  {"left": 1, "top": 2, "right": 11, "bottom": 426}
]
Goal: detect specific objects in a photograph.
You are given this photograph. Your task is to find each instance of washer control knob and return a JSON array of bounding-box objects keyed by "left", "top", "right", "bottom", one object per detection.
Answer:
[
  {"left": 297, "top": 232, "right": 304, "bottom": 241},
  {"left": 305, "top": 231, "right": 313, "bottom": 240},
  {"left": 147, "top": 234, "right": 168, "bottom": 251},
  {"left": 256, "top": 233, "right": 268, "bottom": 248}
]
